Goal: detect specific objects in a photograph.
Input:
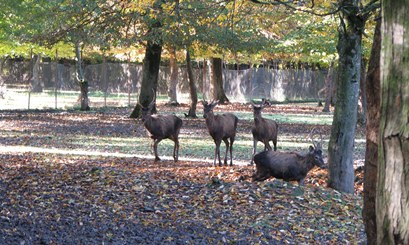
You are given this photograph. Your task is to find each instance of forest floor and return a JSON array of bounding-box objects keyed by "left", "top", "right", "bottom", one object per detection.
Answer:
[{"left": 0, "top": 102, "right": 366, "bottom": 244}]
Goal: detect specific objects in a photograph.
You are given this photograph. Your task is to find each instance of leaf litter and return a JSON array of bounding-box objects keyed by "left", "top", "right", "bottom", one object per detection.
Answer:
[{"left": 0, "top": 106, "right": 365, "bottom": 244}]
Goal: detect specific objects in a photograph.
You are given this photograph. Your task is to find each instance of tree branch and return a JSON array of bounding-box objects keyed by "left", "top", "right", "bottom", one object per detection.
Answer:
[{"left": 249, "top": 0, "right": 340, "bottom": 17}]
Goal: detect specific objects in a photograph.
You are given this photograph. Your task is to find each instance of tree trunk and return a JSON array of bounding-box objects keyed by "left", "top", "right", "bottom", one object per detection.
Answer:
[
  {"left": 168, "top": 46, "right": 179, "bottom": 105},
  {"left": 322, "top": 61, "right": 334, "bottom": 112},
  {"left": 327, "top": 2, "right": 364, "bottom": 193},
  {"left": 358, "top": 58, "right": 368, "bottom": 125},
  {"left": 130, "top": 40, "right": 162, "bottom": 118},
  {"left": 202, "top": 59, "right": 209, "bottom": 100},
  {"left": 75, "top": 42, "right": 90, "bottom": 111},
  {"left": 185, "top": 49, "right": 198, "bottom": 118},
  {"left": 102, "top": 55, "right": 108, "bottom": 107},
  {"left": 362, "top": 17, "right": 381, "bottom": 245},
  {"left": 31, "top": 54, "right": 43, "bottom": 93},
  {"left": 377, "top": 1, "right": 409, "bottom": 243},
  {"left": 210, "top": 57, "right": 229, "bottom": 103}
]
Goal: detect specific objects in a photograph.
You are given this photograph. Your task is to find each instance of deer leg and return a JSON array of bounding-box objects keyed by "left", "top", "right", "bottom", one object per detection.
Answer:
[
  {"left": 253, "top": 171, "right": 270, "bottom": 181},
  {"left": 273, "top": 138, "right": 277, "bottom": 151},
  {"left": 223, "top": 139, "right": 229, "bottom": 166},
  {"left": 214, "top": 140, "right": 222, "bottom": 167},
  {"left": 173, "top": 138, "right": 179, "bottom": 162},
  {"left": 153, "top": 139, "right": 161, "bottom": 161},
  {"left": 264, "top": 141, "right": 272, "bottom": 151},
  {"left": 229, "top": 138, "right": 234, "bottom": 166},
  {"left": 251, "top": 139, "right": 258, "bottom": 165}
]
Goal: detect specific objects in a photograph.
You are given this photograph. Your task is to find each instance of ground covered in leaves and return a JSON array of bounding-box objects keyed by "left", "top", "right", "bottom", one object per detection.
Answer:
[{"left": 0, "top": 103, "right": 366, "bottom": 244}]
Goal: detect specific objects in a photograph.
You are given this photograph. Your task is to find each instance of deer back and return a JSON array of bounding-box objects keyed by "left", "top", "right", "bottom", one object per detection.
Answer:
[
  {"left": 143, "top": 114, "right": 182, "bottom": 139},
  {"left": 254, "top": 150, "right": 317, "bottom": 180},
  {"left": 210, "top": 113, "right": 238, "bottom": 138}
]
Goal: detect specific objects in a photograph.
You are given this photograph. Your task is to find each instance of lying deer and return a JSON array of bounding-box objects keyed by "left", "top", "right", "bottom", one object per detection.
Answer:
[
  {"left": 252, "top": 128, "right": 326, "bottom": 185},
  {"left": 202, "top": 100, "right": 238, "bottom": 166},
  {"left": 250, "top": 99, "right": 278, "bottom": 165},
  {"left": 140, "top": 92, "right": 183, "bottom": 162}
]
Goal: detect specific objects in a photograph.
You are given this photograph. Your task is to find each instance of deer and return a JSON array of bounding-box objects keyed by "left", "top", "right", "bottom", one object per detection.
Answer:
[
  {"left": 202, "top": 100, "right": 239, "bottom": 167},
  {"left": 140, "top": 92, "right": 183, "bottom": 162},
  {"left": 250, "top": 99, "right": 279, "bottom": 165},
  {"left": 252, "top": 128, "right": 326, "bottom": 185}
]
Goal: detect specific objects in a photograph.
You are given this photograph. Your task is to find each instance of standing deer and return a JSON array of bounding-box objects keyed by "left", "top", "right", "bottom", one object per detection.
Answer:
[
  {"left": 252, "top": 128, "right": 326, "bottom": 185},
  {"left": 250, "top": 99, "right": 279, "bottom": 165},
  {"left": 202, "top": 100, "right": 238, "bottom": 166},
  {"left": 140, "top": 92, "right": 183, "bottom": 162}
]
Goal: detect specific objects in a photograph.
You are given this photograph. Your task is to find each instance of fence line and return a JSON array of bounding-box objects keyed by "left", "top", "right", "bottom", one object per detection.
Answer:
[{"left": 0, "top": 60, "right": 326, "bottom": 110}]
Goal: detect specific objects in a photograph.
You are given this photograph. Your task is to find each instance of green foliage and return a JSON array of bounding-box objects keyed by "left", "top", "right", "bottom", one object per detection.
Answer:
[{"left": 0, "top": 0, "right": 377, "bottom": 66}]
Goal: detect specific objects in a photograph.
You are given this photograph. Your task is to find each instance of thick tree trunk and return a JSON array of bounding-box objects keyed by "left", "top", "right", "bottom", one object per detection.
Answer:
[
  {"left": 327, "top": 2, "right": 364, "bottom": 193},
  {"left": 202, "top": 59, "right": 209, "bottom": 100},
  {"left": 31, "top": 54, "right": 43, "bottom": 93},
  {"left": 130, "top": 40, "right": 162, "bottom": 118},
  {"left": 377, "top": 1, "right": 409, "bottom": 244},
  {"left": 362, "top": 17, "right": 381, "bottom": 245},
  {"left": 168, "top": 46, "right": 178, "bottom": 105},
  {"left": 210, "top": 57, "right": 229, "bottom": 103},
  {"left": 75, "top": 42, "right": 90, "bottom": 111},
  {"left": 185, "top": 49, "right": 198, "bottom": 118}
]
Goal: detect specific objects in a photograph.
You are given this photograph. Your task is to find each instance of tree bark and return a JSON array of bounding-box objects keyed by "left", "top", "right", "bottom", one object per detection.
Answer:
[
  {"left": 210, "top": 57, "right": 229, "bottom": 103},
  {"left": 75, "top": 42, "right": 90, "bottom": 111},
  {"left": 168, "top": 46, "right": 179, "bottom": 105},
  {"left": 327, "top": 1, "right": 364, "bottom": 193},
  {"left": 358, "top": 58, "right": 368, "bottom": 125},
  {"left": 322, "top": 61, "right": 334, "bottom": 112},
  {"left": 31, "top": 54, "right": 43, "bottom": 93},
  {"left": 130, "top": 40, "right": 162, "bottom": 118},
  {"left": 185, "top": 49, "right": 198, "bottom": 118},
  {"left": 362, "top": 17, "right": 381, "bottom": 245},
  {"left": 377, "top": 1, "right": 409, "bottom": 243}
]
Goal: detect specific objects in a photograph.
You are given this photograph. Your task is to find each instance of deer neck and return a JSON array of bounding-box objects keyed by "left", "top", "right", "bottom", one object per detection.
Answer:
[
  {"left": 142, "top": 115, "right": 153, "bottom": 126},
  {"left": 302, "top": 155, "right": 316, "bottom": 172},
  {"left": 254, "top": 114, "right": 263, "bottom": 124},
  {"left": 205, "top": 112, "right": 216, "bottom": 126}
]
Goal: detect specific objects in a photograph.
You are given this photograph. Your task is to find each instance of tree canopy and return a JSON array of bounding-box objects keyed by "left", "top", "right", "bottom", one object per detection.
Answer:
[{"left": 0, "top": 0, "right": 376, "bottom": 67}]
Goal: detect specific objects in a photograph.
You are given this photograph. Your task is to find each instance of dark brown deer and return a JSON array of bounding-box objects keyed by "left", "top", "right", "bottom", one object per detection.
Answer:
[
  {"left": 202, "top": 100, "right": 238, "bottom": 166},
  {"left": 252, "top": 129, "right": 325, "bottom": 185},
  {"left": 250, "top": 99, "right": 278, "bottom": 165},
  {"left": 140, "top": 92, "right": 183, "bottom": 162}
]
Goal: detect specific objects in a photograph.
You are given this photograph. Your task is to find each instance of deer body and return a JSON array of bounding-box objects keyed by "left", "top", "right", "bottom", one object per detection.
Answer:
[
  {"left": 202, "top": 101, "right": 238, "bottom": 166},
  {"left": 252, "top": 145, "right": 325, "bottom": 185},
  {"left": 250, "top": 100, "right": 278, "bottom": 165},
  {"left": 141, "top": 93, "right": 183, "bottom": 162}
]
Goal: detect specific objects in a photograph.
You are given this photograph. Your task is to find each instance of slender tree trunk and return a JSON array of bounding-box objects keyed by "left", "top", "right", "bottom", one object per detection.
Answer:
[
  {"left": 377, "top": 1, "right": 409, "bottom": 243},
  {"left": 210, "top": 57, "right": 229, "bottom": 103},
  {"left": 322, "top": 61, "right": 334, "bottom": 112},
  {"left": 75, "top": 42, "right": 90, "bottom": 111},
  {"left": 130, "top": 40, "right": 162, "bottom": 118},
  {"left": 185, "top": 49, "right": 197, "bottom": 118},
  {"left": 168, "top": 47, "right": 179, "bottom": 105},
  {"left": 102, "top": 55, "right": 108, "bottom": 107},
  {"left": 327, "top": 1, "right": 365, "bottom": 193},
  {"left": 362, "top": 17, "right": 381, "bottom": 245}
]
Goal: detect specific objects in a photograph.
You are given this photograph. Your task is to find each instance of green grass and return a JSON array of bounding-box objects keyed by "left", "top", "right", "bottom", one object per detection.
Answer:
[{"left": 232, "top": 111, "right": 333, "bottom": 125}]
